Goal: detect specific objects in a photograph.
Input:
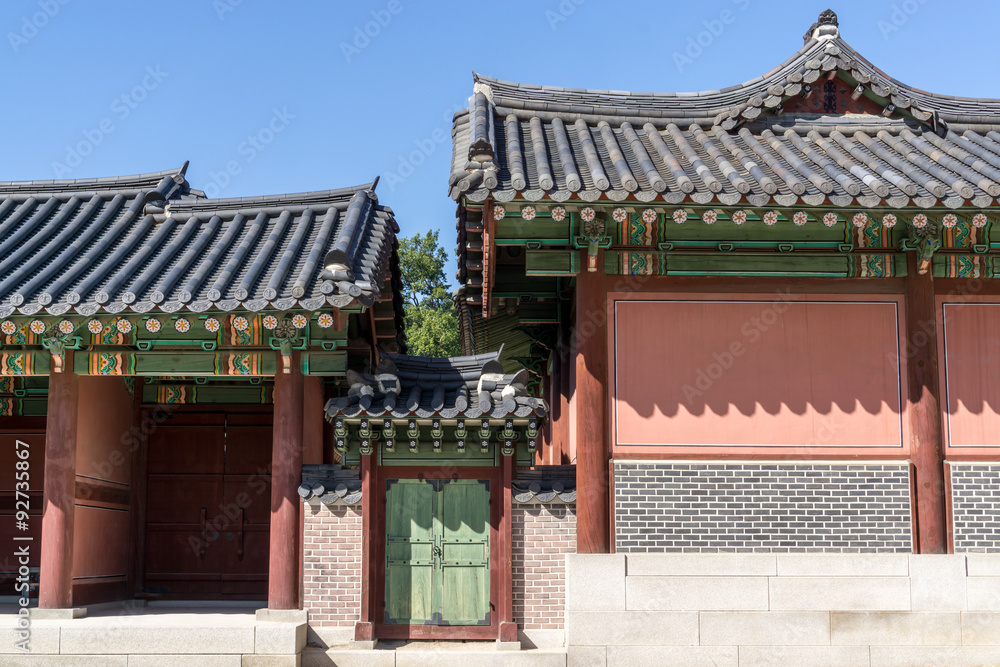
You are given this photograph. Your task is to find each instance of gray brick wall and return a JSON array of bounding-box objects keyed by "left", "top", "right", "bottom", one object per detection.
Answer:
[
  {"left": 614, "top": 462, "right": 912, "bottom": 553},
  {"left": 950, "top": 463, "right": 1000, "bottom": 553}
]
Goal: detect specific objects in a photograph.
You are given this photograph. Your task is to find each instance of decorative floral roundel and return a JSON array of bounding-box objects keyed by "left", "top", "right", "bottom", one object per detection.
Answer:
[
  {"left": 672, "top": 209, "right": 688, "bottom": 224},
  {"left": 58, "top": 320, "right": 74, "bottom": 335},
  {"left": 28, "top": 320, "right": 45, "bottom": 335},
  {"left": 492, "top": 206, "right": 506, "bottom": 221},
  {"left": 642, "top": 208, "right": 657, "bottom": 224},
  {"left": 882, "top": 213, "right": 898, "bottom": 228},
  {"left": 823, "top": 212, "right": 839, "bottom": 227},
  {"left": 731, "top": 210, "right": 747, "bottom": 225},
  {"left": 317, "top": 313, "right": 334, "bottom": 329},
  {"left": 145, "top": 318, "right": 161, "bottom": 333},
  {"left": 942, "top": 214, "right": 958, "bottom": 228},
  {"left": 912, "top": 213, "right": 928, "bottom": 228},
  {"left": 520, "top": 206, "right": 536, "bottom": 221},
  {"left": 550, "top": 206, "right": 566, "bottom": 222},
  {"left": 972, "top": 213, "right": 988, "bottom": 228},
  {"left": 580, "top": 207, "right": 596, "bottom": 222},
  {"left": 233, "top": 316, "right": 250, "bottom": 332},
  {"left": 292, "top": 314, "right": 309, "bottom": 329},
  {"left": 1, "top": 320, "right": 15, "bottom": 335},
  {"left": 263, "top": 315, "right": 279, "bottom": 330},
  {"left": 116, "top": 319, "right": 133, "bottom": 334},
  {"left": 174, "top": 318, "right": 191, "bottom": 333},
  {"left": 702, "top": 210, "right": 718, "bottom": 225},
  {"left": 852, "top": 213, "right": 869, "bottom": 228},
  {"left": 793, "top": 212, "right": 808, "bottom": 227},
  {"left": 204, "top": 317, "right": 221, "bottom": 333},
  {"left": 612, "top": 208, "right": 627, "bottom": 223},
  {"left": 763, "top": 211, "right": 778, "bottom": 226},
  {"left": 88, "top": 319, "right": 104, "bottom": 334}
]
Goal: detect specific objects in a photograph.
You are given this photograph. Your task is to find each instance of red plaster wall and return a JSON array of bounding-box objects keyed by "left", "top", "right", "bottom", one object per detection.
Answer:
[
  {"left": 939, "top": 299, "right": 1000, "bottom": 451},
  {"left": 303, "top": 502, "right": 362, "bottom": 626},
  {"left": 612, "top": 295, "right": 906, "bottom": 454},
  {"left": 512, "top": 503, "right": 576, "bottom": 631}
]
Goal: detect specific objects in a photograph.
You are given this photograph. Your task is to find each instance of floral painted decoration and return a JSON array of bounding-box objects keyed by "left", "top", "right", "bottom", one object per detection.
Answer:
[
  {"left": 612, "top": 207, "right": 628, "bottom": 223},
  {"left": 204, "top": 317, "right": 221, "bottom": 333},
  {"left": 731, "top": 210, "right": 747, "bottom": 225},
  {"left": 823, "top": 212, "right": 839, "bottom": 227},
  {"left": 520, "top": 206, "right": 536, "bottom": 221},
  {"left": 263, "top": 315, "right": 279, "bottom": 330},
  {"left": 145, "top": 318, "right": 161, "bottom": 333},
  {"left": 292, "top": 314, "right": 309, "bottom": 329},
  {"left": 763, "top": 211, "right": 778, "bottom": 226},
  {"left": 492, "top": 206, "right": 505, "bottom": 221},
  {"left": 580, "top": 207, "right": 596, "bottom": 222},
  {"left": 912, "top": 213, "right": 928, "bottom": 228},
  {"left": 702, "top": 210, "right": 718, "bottom": 225},
  {"left": 793, "top": 211, "right": 808, "bottom": 227},
  {"left": 550, "top": 206, "right": 566, "bottom": 222},
  {"left": 58, "top": 320, "right": 75, "bottom": 335},
  {"left": 29, "top": 320, "right": 45, "bottom": 335},
  {"left": 882, "top": 213, "right": 898, "bottom": 228},
  {"left": 852, "top": 213, "right": 869, "bottom": 228},
  {"left": 88, "top": 319, "right": 104, "bottom": 334},
  {"left": 233, "top": 316, "right": 250, "bottom": 332},
  {"left": 642, "top": 208, "right": 657, "bottom": 224},
  {"left": 174, "top": 318, "right": 191, "bottom": 333},
  {"left": 1, "top": 320, "right": 16, "bottom": 335},
  {"left": 942, "top": 214, "right": 958, "bottom": 228},
  {"left": 672, "top": 209, "right": 688, "bottom": 224},
  {"left": 317, "top": 313, "right": 334, "bottom": 329},
  {"left": 972, "top": 213, "right": 988, "bottom": 228},
  {"left": 116, "top": 319, "right": 133, "bottom": 334}
]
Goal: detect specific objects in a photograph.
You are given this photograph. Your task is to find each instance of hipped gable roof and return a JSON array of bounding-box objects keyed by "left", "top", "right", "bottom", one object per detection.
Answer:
[{"left": 450, "top": 10, "right": 1000, "bottom": 210}]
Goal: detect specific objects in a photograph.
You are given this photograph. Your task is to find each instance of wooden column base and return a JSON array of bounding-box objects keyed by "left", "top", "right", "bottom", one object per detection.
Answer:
[
  {"left": 354, "top": 621, "right": 374, "bottom": 642},
  {"left": 499, "top": 621, "right": 518, "bottom": 643}
]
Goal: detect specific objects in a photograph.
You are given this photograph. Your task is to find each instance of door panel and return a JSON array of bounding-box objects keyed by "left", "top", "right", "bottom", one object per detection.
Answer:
[
  {"left": 147, "top": 425, "right": 224, "bottom": 474},
  {"left": 383, "top": 478, "right": 491, "bottom": 626}
]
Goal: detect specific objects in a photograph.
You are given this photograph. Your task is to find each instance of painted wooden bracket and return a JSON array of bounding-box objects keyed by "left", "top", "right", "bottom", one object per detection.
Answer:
[
  {"left": 41, "top": 325, "right": 80, "bottom": 374},
  {"left": 907, "top": 223, "right": 941, "bottom": 275},
  {"left": 455, "top": 418, "right": 467, "bottom": 452}
]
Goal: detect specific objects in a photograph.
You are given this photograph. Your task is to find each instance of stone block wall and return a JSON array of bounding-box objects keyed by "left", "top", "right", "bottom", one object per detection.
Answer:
[
  {"left": 614, "top": 461, "right": 912, "bottom": 552},
  {"left": 950, "top": 462, "right": 1000, "bottom": 552},
  {"left": 567, "top": 553, "right": 1000, "bottom": 666},
  {"left": 512, "top": 502, "right": 576, "bottom": 642},
  {"left": 302, "top": 501, "right": 362, "bottom": 626}
]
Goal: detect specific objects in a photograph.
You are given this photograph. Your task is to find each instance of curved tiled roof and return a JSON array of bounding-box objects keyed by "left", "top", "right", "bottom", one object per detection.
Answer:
[
  {"left": 0, "top": 165, "right": 401, "bottom": 320},
  {"left": 324, "top": 350, "right": 547, "bottom": 420},
  {"left": 450, "top": 13, "right": 1000, "bottom": 210}
]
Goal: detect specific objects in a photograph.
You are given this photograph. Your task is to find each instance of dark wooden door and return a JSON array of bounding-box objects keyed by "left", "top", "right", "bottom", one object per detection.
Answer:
[{"left": 143, "top": 413, "right": 271, "bottom": 599}]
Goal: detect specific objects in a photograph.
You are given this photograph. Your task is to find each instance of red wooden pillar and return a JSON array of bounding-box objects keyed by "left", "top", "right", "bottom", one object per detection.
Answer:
[
  {"left": 905, "top": 253, "right": 947, "bottom": 553},
  {"left": 354, "top": 452, "right": 375, "bottom": 642},
  {"left": 498, "top": 452, "right": 516, "bottom": 642},
  {"left": 39, "top": 351, "right": 79, "bottom": 609},
  {"left": 574, "top": 258, "right": 610, "bottom": 553},
  {"left": 268, "top": 351, "right": 304, "bottom": 609}
]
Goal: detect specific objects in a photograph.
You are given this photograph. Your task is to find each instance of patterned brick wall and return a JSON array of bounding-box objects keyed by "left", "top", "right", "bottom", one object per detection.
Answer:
[
  {"left": 512, "top": 503, "right": 576, "bottom": 631},
  {"left": 950, "top": 463, "right": 1000, "bottom": 552},
  {"left": 303, "top": 502, "right": 362, "bottom": 626},
  {"left": 614, "top": 462, "right": 912, "bottom": 553}
]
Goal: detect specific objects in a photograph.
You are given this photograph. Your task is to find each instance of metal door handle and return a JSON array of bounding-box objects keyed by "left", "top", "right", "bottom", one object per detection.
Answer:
[{"left": 432, "top": 545, "right": 442, "bottom": 559}]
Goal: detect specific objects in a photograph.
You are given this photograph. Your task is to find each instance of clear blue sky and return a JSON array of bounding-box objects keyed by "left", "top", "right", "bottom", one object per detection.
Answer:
[{"left": 3, "top": 0, "right": 998, "bottom": 283}]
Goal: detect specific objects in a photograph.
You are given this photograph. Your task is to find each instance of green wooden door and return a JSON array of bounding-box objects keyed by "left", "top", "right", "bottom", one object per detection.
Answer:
[{"left": 384, "top": 478, "right": 490, "bottom": 626}]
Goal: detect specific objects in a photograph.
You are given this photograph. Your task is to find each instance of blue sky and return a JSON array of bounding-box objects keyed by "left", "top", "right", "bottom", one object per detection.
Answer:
[{"left": 2, "top": 0, "right": 998, "bottom": 283}]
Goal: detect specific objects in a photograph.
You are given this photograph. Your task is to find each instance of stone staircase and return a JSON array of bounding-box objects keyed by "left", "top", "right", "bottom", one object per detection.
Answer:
[{"left": 302, "top": 641, "right": 567, "bottom": 667}]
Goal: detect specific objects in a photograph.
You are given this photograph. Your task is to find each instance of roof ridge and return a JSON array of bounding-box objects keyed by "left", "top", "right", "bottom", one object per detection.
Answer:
[
  {"left": 0, "top": 165, "right": 188, "bottom": 193},
  {"left": 167, "top": 182, "right": 377, "bottom": 210}
]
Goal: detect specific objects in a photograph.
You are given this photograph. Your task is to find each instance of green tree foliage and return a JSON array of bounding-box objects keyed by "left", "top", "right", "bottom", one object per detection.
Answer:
[{"left": 397, "top": 230, "right": 461, "bottom": 358}]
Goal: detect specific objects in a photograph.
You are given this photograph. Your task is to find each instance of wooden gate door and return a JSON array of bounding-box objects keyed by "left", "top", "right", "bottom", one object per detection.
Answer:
[
  {"left": 143, "top": 413, "right": 271, "bottom": 599},
  {"left": 384, "top": 478, "right": 491, "bottom": 627}
]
